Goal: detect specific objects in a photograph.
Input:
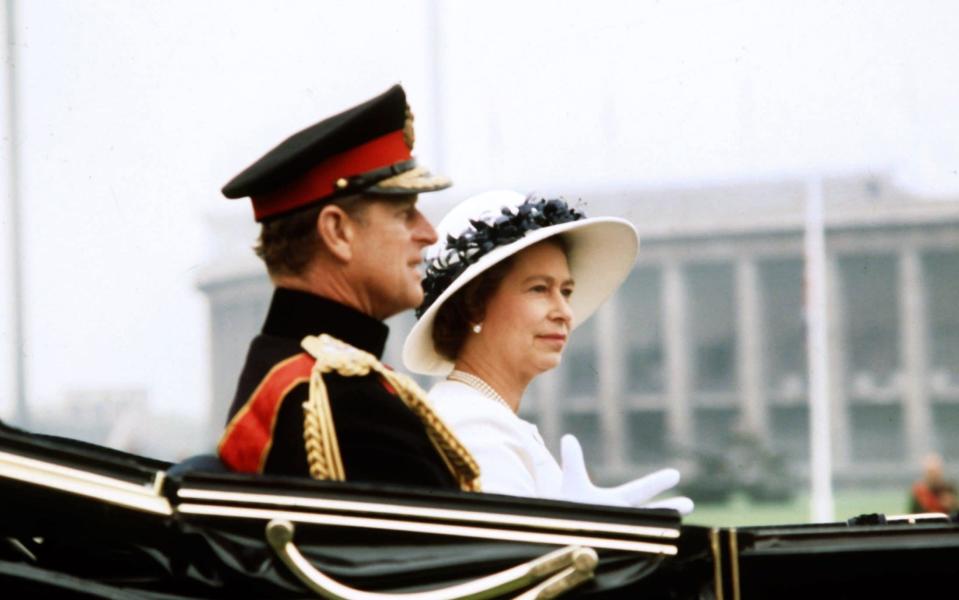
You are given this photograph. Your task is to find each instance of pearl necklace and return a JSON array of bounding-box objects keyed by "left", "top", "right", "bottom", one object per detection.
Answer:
[{"left": 447, "top": 370, "right": 515, "bottom": 413}]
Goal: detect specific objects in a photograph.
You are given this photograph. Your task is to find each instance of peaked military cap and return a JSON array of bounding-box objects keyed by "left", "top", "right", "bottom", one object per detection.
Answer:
[{"left": 223, "top": 85, "right": 451, "bottom": 221}]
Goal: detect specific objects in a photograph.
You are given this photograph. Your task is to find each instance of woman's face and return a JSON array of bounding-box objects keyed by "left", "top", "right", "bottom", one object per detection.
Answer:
[{"left": 470, "top": 240, "right": 575, "bottom": 380}]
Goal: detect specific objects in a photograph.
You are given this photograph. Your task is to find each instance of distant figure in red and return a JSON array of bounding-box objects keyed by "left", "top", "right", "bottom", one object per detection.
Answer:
[{"left": 909, "top": 453, "right": 956, "bottom": 513}]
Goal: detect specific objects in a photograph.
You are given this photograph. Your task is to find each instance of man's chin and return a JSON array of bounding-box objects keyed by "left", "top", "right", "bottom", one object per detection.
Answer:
[{"left": 406, "top": 284, "right": 425, "bottom": 311}]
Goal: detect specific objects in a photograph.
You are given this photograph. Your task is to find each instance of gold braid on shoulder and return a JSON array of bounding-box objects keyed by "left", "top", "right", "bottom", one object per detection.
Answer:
[{"left": 300, "top": 334, "right": 480, "bottom": 492}]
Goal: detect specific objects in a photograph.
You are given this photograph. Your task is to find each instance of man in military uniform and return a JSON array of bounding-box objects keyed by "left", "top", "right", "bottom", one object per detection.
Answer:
[{"left": 217, "top": 85, "right": 478, "bottom": 492}]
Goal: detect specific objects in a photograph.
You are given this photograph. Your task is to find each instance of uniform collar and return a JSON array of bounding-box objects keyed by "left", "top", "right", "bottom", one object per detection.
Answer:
[{"left": 262, "top": 287, "right": 389, "bottom": 358}]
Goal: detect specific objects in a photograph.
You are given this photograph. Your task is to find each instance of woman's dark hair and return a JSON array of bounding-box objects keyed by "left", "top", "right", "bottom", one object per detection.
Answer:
[
  {"left": 432, "top": 257, "right": 515, "bottom": 361},
  {"left": 431, "top": 237, "right": 569, "bottom": 361}
]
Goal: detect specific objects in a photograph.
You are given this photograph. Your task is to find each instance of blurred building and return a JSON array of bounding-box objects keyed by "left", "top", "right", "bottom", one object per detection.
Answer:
[
  {"left": 30, "top": 387, "right": 202, "bottom": 461},
  {"left": 198, "top": 173, "right": 959, "bottom": 486},
  {"left": 36, "top": 388, "right": 149, "bottom": 446}
]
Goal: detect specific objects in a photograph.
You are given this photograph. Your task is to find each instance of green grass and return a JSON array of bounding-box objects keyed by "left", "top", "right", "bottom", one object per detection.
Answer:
[{"left": 684, "top": 487, "right": 911, "bottom": 527}]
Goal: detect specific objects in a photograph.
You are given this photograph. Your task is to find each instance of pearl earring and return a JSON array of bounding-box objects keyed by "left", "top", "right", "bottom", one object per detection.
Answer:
[{"left": 472, "top": 323, "right": 483, "bottom": 334}]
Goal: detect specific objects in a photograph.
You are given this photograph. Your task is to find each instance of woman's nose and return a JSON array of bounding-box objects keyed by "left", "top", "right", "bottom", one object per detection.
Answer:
[{"left": 551, "top": 292, "right": 574, "bottom": 325}]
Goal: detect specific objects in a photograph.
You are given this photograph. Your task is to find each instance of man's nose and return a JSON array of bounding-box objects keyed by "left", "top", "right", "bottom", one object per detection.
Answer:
[{"left": 414, "top": 210, "right": 438, "bottom": 245}]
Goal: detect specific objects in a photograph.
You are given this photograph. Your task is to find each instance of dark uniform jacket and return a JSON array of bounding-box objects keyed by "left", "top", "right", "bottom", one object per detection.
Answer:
[{"left": 218, "top": 288, "right": 459, "bottom": 489}]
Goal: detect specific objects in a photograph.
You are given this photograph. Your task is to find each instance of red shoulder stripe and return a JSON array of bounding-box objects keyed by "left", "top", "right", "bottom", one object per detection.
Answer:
[
  {"left": 379, "top": 363, "right": 399, "bottom": 395},
  {"left": 218, "top": 353, "right": 314, "bottom": 473}
]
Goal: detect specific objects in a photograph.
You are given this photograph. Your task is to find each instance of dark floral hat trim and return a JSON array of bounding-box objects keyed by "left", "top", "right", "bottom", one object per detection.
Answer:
[{"left": 417, "top": 196, "right": 585, "bottom": 318}]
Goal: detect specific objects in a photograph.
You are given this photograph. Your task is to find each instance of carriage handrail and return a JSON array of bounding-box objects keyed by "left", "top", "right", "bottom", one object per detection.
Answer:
[{"left": 266, "top": 519, "right": 597, "bottom": 600}]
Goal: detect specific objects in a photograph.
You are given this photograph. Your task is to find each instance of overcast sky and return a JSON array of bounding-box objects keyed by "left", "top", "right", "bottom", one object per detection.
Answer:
[{"left": 2, "top": 1, "right": 958, "bottom": 437}]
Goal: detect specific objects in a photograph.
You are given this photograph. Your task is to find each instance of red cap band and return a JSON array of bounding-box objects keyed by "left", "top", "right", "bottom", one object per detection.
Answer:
[{"left": 251, "top": 130, "right": 412, "bottom": 221}]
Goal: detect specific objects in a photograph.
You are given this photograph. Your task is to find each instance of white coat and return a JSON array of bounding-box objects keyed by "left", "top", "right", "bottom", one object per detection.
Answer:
[{"left": 427, "top": 380, "right": 562, "bottom": 498}]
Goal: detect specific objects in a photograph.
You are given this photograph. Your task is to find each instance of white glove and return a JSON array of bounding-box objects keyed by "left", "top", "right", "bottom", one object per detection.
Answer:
[{"left": 559, "top": 434, "right": 694, "bottom": 515}]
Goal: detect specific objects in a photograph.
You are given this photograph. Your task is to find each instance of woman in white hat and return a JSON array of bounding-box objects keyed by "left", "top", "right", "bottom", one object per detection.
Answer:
[{"left": 403, "top": 190, "right": 692, "bottom": 513}]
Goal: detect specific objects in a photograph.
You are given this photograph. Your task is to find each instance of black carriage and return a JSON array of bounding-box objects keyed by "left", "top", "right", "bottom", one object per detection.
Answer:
[{"left": 1, "top": 422, "right": 956, "bottom": 599}]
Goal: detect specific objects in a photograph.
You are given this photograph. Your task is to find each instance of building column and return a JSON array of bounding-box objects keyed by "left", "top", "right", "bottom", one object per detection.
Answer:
[
  {"left": 662, "top": 260, "right": 692, "bottom": 454},
  {"left": 826, "top": 255, "right": 851, "bottom": 472},
  {"left": 596, "top": 296, "right": 624, "bottom": 469},
  {"left": 736, "top": 257, "right": 767, "bottom": 440},
  {"left": 899, "top": 249, "right": 932, "bottom": 463}
]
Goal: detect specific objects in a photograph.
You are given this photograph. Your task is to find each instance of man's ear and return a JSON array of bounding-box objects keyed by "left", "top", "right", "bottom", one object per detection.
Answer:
[{"left": 316, "top": 204, "right": 355, "bottom": 263}]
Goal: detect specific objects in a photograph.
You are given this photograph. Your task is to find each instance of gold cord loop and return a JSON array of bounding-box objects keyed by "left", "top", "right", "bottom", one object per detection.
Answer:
[{"left": 301, "top": 334, "right": 480, "bottom": 492}]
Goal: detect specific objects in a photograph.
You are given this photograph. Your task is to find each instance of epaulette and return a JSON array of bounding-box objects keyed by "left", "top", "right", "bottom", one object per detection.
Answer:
[
  {"left": 218, "top": 353, "right": 314, "bottom": 473},
  {"left": 301, "top": 334, "right": 481, "bottom": 492}
]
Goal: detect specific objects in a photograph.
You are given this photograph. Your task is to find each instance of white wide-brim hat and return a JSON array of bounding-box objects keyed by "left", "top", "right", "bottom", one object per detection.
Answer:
[{"left": 403, "top": 190, "right": 639, "bottom": 376}]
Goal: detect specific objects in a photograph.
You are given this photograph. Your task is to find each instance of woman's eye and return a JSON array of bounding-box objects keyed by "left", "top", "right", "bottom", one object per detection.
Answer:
[
  {"left": 561, "top": 288, "right": 574, "bottom": 298},
  {"left": 530, "top": 285, "right": 548, "bottom": 293}
]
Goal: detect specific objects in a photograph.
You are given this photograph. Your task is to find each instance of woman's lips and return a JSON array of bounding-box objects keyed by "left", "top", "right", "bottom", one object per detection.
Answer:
[{"left": 538, "top": 334, "right": 568, "bottom": 345}]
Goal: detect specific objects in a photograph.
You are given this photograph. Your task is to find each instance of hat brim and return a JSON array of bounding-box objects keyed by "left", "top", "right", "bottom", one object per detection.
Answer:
[
  {"left": 402, "top": 217, "right": 639, "bottom": 376},
  {"left": 367, "top": 166, "right": 452, "bottom": 195}
]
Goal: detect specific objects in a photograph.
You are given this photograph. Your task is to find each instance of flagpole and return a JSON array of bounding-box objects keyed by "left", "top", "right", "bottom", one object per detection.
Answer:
[
  {"left": 805, "top": 176, "right": 833, "bottom": 522},
  {"left": 426, "top": 0, "right": 446, "bottom": 175},
  {"left": 3, "top": 0, "right": 27, "bottom": 427}
]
